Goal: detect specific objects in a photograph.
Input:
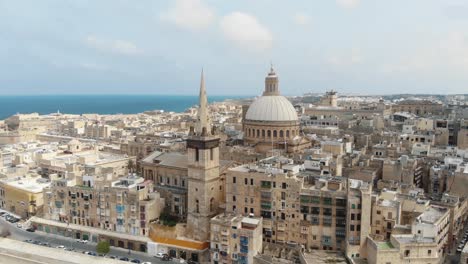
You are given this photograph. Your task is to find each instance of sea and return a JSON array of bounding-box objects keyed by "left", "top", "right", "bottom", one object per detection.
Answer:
[{"left": 0, "top": 95, "right": 248, "bottom": 120}]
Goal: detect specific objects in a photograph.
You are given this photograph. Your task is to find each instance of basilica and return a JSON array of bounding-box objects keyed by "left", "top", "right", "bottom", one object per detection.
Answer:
[{"left": 243, "top": 66, "right": 310, "bottom": 153}]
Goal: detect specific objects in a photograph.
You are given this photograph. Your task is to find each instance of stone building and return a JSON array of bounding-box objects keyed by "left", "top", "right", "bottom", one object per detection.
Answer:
[
  {"left": 42, "top": 173, "right": 163, "bottom": 238},
  {"left": 391, "top": 99, "right": 444, "bottom": 116},
  {"left": 210, "top": 213, "right": 263, "bottom": 264}
]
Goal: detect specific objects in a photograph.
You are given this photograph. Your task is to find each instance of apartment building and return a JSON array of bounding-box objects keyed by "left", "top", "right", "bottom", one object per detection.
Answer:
[
  {"left": 43, "top": 174, "right": 164, "bottom": 238},
  {"left": 210, "top": 214, "right": 263, "bottom": 264}
]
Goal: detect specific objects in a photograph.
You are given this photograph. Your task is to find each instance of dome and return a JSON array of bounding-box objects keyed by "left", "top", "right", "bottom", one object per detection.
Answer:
[{"left": 245, "top": 96, "right": 298, "bottom": 122}]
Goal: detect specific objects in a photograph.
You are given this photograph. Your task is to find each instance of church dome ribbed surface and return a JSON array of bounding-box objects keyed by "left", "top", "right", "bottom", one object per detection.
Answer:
[{"left": 245, "top": 96, "right": 298, "bottom": 122}]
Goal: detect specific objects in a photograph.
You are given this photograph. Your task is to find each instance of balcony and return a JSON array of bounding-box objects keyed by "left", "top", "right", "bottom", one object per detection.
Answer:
[
  {"left": 261, "top": 202, "right": 272, "bottom": 210},
  {"left": 261, "top": 181, "right": 272, "bottom": 189}
]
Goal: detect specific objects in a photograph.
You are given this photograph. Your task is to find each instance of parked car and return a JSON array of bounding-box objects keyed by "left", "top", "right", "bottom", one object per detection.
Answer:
[
  {"left": 131, "top": 259, "right": 141, "bottom": 263},
  {"left": 26, "top": 227, "right": 35, "bottom": 232},
  {"left": 119, "top": 256, "right": 130, "bottom": 261},
  {"left": 154, "top": 253, "right": 165, "bottom": 258},
  {"left": 142, "top": 262, "right": 152, "bottom": 264},
  {"left": 56, "top": 245, "right": 66, "bottom": 249},
  {"left": 87, "top": 252, "right": 97, "bottom": 256}
]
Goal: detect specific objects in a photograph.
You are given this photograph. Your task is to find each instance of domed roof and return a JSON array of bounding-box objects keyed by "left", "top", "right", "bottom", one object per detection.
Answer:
[{"left": 245, "top": 96, "right": 298, "bottom": 122}]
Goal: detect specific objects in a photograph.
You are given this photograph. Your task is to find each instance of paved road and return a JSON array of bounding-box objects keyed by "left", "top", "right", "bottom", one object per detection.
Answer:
[{"left": 0, "top": 216, "right": 177, "bottom": 264}]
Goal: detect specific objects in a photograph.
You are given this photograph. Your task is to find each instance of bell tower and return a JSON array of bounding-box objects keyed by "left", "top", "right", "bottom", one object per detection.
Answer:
[{"left": 186, "top": 70, "right": 222, "bottom": 242}]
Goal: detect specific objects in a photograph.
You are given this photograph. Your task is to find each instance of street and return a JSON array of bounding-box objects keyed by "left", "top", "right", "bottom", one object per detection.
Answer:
[{"left": 0, "top": 215, "right": 178, "bottom": 264}]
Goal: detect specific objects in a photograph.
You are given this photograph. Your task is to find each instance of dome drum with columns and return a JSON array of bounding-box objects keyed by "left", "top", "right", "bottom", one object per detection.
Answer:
[{"left": 243, "top": 66, "right": 308, "bottom": 152}]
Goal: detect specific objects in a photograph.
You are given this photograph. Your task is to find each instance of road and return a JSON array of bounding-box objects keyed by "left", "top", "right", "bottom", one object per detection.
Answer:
[{"left": 0, "top": 215, "right": 178, "bottom": 264}]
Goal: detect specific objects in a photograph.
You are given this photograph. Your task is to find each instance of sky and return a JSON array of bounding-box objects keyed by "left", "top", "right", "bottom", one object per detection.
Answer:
[{"left": 1, "top": 0, "right": 468, "bottom": 96}]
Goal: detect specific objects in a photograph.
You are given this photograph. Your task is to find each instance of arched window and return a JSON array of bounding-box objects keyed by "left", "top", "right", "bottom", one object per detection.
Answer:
[
  {"left": 196, "top": 200, "right": 199, "bottom": 213},
  {"left": 273, "top": 130, "right": 277, "bottom": 138},
  {"left": 257, "top": 129, "right": 260, "bottom": 137},
  {"left": 286, "top": 130, "right": 290, "bottom": 137},
  {"left": 262, "top": 130, "right": 265, "bottom": 137},
  {"left": 267, "top": 130, "right": 271, "bottom": 138},
  {"left": 280, "top": 130, "right": 284, "bottom": 138}
]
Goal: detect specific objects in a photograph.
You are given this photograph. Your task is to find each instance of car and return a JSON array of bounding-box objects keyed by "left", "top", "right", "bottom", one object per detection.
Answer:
[
  {"left": 24, "top": 239, "right": 33, "bottom": 243},
  {"left": 56, "top": 245, "right": 66, "bottom": 249},
  {"left": 142, "top": 262, "right": 152, "bottom": 264},
  {"left": 81, "top": 239, "right": 89, "bottom": 244},
  {"left": 187, "top": 260, "right": 197, "bottom": 264},
  {"left": 26, "top": 227, "right": 35, "bottom": 232},
  {"left": 65, "top": 247, "right": 74, "bottom": 251},
  {"left": 87, "top": 252, "right": 97, "bottom": 256},
  {"left": 106, "top": 255, "right": 117, "bottom": 259},
  {"left": 119, "top": 257, "right": 130, "bottom": 261},
  {"left": 154, "top": 253, "right": 165, "bottom": 258},
  {"left": 131, "top": 259, "right": 141, "bottom": 263}
]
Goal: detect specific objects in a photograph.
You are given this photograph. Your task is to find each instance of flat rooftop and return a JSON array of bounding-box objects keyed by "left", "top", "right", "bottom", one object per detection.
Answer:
[
  {"left": 417, "top": 206, "right": 448, "bottom": 224},
  {"left": 1, "top": 176, "right": 50, "bottom": 193}
]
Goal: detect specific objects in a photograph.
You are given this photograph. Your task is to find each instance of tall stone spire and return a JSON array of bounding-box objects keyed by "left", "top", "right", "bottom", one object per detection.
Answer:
[{"left": 195, "top": 69, "right": 211, "bottom": 135}]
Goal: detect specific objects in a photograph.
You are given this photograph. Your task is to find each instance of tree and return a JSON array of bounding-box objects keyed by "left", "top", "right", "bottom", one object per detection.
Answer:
[
  {"left": 96, "top": 241, "right": 110, "bottom": 255},
  {"left": 128, "top": 159, "right": 135, "bottom": 173}
]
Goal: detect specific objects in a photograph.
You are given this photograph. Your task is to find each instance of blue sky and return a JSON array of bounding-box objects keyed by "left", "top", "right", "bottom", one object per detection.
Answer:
[{"left": 1, "top": 0, "right": 468, "bottom": 96}]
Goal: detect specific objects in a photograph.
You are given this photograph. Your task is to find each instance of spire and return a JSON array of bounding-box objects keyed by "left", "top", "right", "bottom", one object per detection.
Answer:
[{"left": 195, "top": 69, "right": 211, "bottom": 135}]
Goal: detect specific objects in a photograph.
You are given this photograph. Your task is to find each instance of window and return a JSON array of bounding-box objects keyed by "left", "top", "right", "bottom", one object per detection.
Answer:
[
  {"left": 351, "top": 214, "right": 355, "bottom": 220},
  {"left": 244, "top": 178, "right": 248, "bottom": 185},
  {"left": 250, "top": 179, "right": 254, "bottom": 185},
  {"left": 244, "top": 207, "right": 248, "bottom": 214},
  {"left": 196, "top": 200, "right": 199, "bottom": 213},
  {"left": 350, "top": 225, "right": 355, "bottom": 231},
  {"left": 250, "top": 208, "right": 254, "bottom": 214},
  {"left": 427, "top": 250, "right": 431, "bottom": 255},
  {"left": 195, "top": 148, "right": 199, "bottom": 161},
  {"left": 404, "top": 250, "right": 410, "bottom": 257},
  {"left": 210, "top": 148, "right": 214, "bottom": 161},
  {"left": 357, "top": 213, "right": 361, "bottom": 221},
  {"left": 357, "top": 225, "right": 361, "bottom": 231},
  {"left": 377, "top": 210, "right": 381, "bottom": 215},
  {"left": 233, "top": 196, "right": 236, "bottom": 202},
  {"left": 388, "top": 212, "right": 392, "bottom": 219},
  {"left": 233, "top": 177, "right": 236, "bottom": 184},
  {"left": 282, "top": 183, "right": 287, "bottom": 189}
]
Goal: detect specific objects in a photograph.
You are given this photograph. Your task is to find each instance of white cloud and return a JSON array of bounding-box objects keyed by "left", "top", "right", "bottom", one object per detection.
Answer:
[
  {"left": 336, "top": 0, "right": 360, "bottom": 9},
  {"left": 220, "top": 12, "right": 272, "bottom": 53},
  {"left": 84, "top": 35, "right": 142, "bottom": 56},
  {"left": 293, "top": 13, "right": 310, "bottom": 26},
  {"left": 160, "top": 0, "right": 215, "bottom": 31}
]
